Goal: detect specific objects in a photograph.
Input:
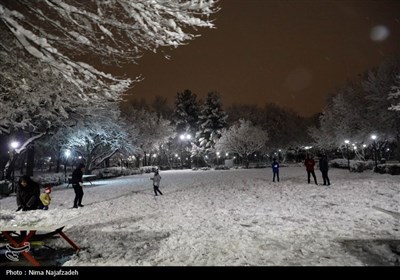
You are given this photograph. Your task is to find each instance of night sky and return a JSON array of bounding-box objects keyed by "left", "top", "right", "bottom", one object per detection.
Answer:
[{"left": 124, "top": 0, "right": 400, "bottom": 117}]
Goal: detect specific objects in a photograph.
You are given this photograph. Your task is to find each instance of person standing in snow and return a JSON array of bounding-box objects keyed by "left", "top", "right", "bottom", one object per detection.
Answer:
[
  {"left": 319, "top": 154, "right": 330, "bottom": 186},
  {"left": 304, "top": 154, "right": 318, "bottom": 185},
  {"left": 38, "top": 185, "right": 52, "bottom": 210},
  {"left": 71, "top": 163, "right": 85, "bottom": 208},
  {"left": 150, "top": 169, "right": 163, "bottom": 196},
  {"left": 272, "top": 158, "right": 280, "bottom": 182},
  {"left": 16, "top": 175, "right": 40, "bottom": 211}
]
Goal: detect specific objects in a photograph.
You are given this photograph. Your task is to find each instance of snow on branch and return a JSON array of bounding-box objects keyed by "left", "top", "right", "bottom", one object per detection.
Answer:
[{"left": 0, "top": 0, "right": 219, "bottom": 95}]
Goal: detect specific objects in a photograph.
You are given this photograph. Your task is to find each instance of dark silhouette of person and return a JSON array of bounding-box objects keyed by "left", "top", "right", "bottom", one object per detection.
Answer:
[
  {"left": 272, "top": 158, "right": 280, "bottom": 182},
  {"left": 16, "top": 175, "right": 40, "bottom": 211},
  {"left": 150, "top": 169, "right": 163, "bottom": 196},
  {"left": 319, "top": 154, "right": 331, "bottom": 186},
  {"left": 71, "top": 163, "right": 85, "bottom": 208},
  {"left": 304, "top": 154, "right": 318, "bottom": 185}
]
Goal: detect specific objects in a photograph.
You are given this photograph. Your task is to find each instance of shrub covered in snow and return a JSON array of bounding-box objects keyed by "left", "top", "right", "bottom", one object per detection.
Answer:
[
  {"left": 374, "top": 163, "right": 400, "bottom": 175},
  {"left": 33, "top": 174, "right": 65, "bottom": 186},
  {"left": 349, "top": 161, "right": 375, "bottom": 173},
  {"left": 330, "top": 159, "right": 374, "bottom": 172},
  {"left": 387, "top": 164, "right": 400, "bottom": 175},
  {"left": 93, "top": 167, "right": 144, "bottom": 178},
  {"left": 200, "top": 167, "right": 211, "bottom": 171},
  {"left": 330, "top": 158, "right": 350, "bottom": 169},
  {"left": 159, "top": 166, "right": 171, "bottom": 171},
  {"left": 140, "top": 166, "right": 158, "bottom": 174},
  {"left": 214, "top": 165, "right": 230, "bottom": 170}
]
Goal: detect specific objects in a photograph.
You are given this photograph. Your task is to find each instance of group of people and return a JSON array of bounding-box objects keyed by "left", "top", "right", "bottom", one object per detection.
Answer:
[
  {"left": 16, "top": 175, "right": 52, "bottom": 211},
  {"left": 271, "top": 154, "right": 331, "bottom": 186},
  {"left": 14, "top": 162, "right": 164, "bottom": 212},
  {"left": 15, "top": 154, "right": 330, "bottom": 211},
  {"left": 15, "top": 163, "right": 86, "bottom": 212}
]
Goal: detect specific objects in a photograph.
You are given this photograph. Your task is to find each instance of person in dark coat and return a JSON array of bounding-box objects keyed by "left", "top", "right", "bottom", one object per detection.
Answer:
[
  {"left": 272, "top": 158, "right": 280, "bottom": 182},
  {"left": 304, "top": 154, "right": 318, "bottom": 185},
  {"left": 16, "top": 175, "right": 40, "bottom": 211},
  {"left": 319, "top": 154, "right": 331, "bottom": 186},
  {"left": 71, "top": 163, "right": 85, "bottom": 208}
]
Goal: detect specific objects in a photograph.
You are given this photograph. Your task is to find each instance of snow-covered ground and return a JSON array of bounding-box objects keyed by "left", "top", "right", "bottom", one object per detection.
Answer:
[{"left": 0, "top": 167, "right": 399, "bottom": 266}]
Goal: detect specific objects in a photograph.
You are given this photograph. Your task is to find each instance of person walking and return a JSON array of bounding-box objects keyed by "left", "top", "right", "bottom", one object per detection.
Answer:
[
  {"left": 272, "top": 158, "right": 280, "bottom": 182},
  {"left": 319, "top": 154, "right": 331, "bottom": 186},
  {"left": 304, "top": 154, "right": 318, "bottom": 185},
  {"left": 150, "top": 169, "right": 163, "bottom": 196},
  {"left": 16, "top": 175, "right": 40, "bottom": 211},
  {"left": 71, "top": 163, "right": 85, "bottom": 208}
]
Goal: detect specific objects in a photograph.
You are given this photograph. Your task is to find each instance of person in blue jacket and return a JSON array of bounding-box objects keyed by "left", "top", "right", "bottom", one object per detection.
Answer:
[{"left": 272, "top": 158, "right": 280, "bottom": 182}]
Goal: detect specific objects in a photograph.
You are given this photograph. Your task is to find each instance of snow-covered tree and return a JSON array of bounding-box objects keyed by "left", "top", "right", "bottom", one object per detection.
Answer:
[
  {"left": 196, "top": 91, "right": 228, "bottom": 155},
  {"left": 363, "top": 58, "right": 400, "bottom": 160},
  {"left": 0, "top": 0, "right": 219, "bottom": 96},
  {"left": 388, "top": 74, "right": 400, "bottom": 111},
  {"left": 123, "top": 108, "right": 174, "bottom": 166},
  {"left": 260, "top": 103, "right": 310, "bottom": 150},
  {"left": 310, "top": 83, "right": 370, "bottom": 151},
  {"left": 310, "top": 57, "right": 400, "bottom": 161},
  {"left": 1, "top": 0, "right": 219, "bottom": 177},
  {"left": 226, "top": 103, "right": 311, "bottom": 151},
  {"left": 151, "top": 96, "right": 173, "bottom": 120},
  {"left": 173, "top": 89, "right": 200, "bottom": 135},
  {"left": 0, "top": 47, "right": 86, "bottom": 135},
  {"left": 215, "top": 119, "right": 268, "bottom": 168},
  {"left": 59, "top": 108, "right": 137, "bottom": 173},
  {"left": 226, "top": 104, "right": 263, "bottom": 126}
]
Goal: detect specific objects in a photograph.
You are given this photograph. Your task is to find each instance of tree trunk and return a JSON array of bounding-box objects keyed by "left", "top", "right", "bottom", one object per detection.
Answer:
[
  {"left": 26, "top": 143, "right": 34, "bottom": 176},
  {"left": 55, "top": 148, "right": 61, "bottom": 173},
  {"left": 20, "top": 154, "right": 24, "bottom": 175},
  {"left": 244, "top": 154, "right": 250, "bottom": 169},
  {"left": 396, "top": 134, "right": 400, "bottom": 162},
  {"left": 85, "top": 153, "right": 92, "bottom": 174},
  {"left": 4, "top": 153, "right": 17, "bottom": 180}
]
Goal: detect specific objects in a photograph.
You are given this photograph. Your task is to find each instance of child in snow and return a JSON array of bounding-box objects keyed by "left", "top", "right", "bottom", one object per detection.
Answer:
[
  {"left": 272, "top": 158, "right": 280, "bottom": 182},
  {"left": 150, "top": 169, "right": 163, "bottom": 196},
  {"left": 38, "top": 185, "right": 52, "bottom": 210}
]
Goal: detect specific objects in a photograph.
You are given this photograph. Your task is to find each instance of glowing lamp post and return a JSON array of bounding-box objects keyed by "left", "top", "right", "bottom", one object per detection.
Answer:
[
  {"left": 153, "top": 154, "right": 157, "bottom": 166},
  {"left": 10, "top": 141, "right": 19, "bottom": 150},
  {"left": 371, "top": 134, "right": 378, "bottom": 170},
  {"left": 64, "top": 149, "right": 71, "bottom": 182},
  {"left": 179, "top": 133, "right": 192, "bottom": 168},
  {"left": 9, "top": 141, "right": 20, "bottom": 192},
  {"left": 344, "top": 140, "right": 350, "bottom": 170}
]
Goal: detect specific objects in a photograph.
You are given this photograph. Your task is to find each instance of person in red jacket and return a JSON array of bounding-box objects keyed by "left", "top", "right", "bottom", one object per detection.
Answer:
[{"left": 304, "top": 154, "right": 318, "bottom": 185}]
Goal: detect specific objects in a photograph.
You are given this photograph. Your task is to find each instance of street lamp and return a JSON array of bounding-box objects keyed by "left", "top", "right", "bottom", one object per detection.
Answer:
[
  {"left": 179, "top": 133, "right": 192, "bottom": 168},
  {"left": 153, "top": 153, "right": 157, "bottom": 166},
  {"left": 9, "top": 141, "right": 19, "bottom": 192},
  {"left": 371, "top": 134, "right": 378, "bottom": 170},
  {"left": 216, "top": 151, "right": 220, "bottom": 165},
  {"left": 64, "top": 149, "right": 71, "bottom": 182},
  {"left": 344, "top": 140, "right": 350, "bottom": 170}
]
